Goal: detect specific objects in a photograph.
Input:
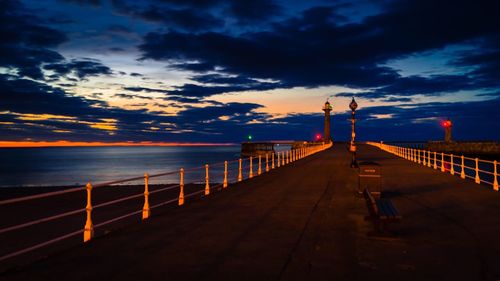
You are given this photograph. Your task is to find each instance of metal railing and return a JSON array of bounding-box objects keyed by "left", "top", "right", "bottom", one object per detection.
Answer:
[
  {"left": 0, "top": 142, "right": 332, "bottom": 263},
  {"left": 366, "top": 141, "right": 499, "bottom": 191}
]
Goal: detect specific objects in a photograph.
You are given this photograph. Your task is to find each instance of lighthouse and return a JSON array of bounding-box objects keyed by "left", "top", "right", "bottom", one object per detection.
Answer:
[
  {"left": 443, "top": 118, "right": 453, "bottom": 143},
  {"left": 322, "top": 100, "right": 332, "bottom": 143}
]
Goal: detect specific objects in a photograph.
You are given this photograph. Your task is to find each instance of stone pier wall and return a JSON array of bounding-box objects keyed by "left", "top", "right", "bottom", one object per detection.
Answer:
[{"left": 427, "top": 141, "right": 500, "bottom": 155}]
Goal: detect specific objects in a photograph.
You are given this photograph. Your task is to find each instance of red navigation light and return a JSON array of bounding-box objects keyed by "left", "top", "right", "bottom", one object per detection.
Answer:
[
  {"left": 442, "top": 120, "right": 452, "bottom": 128},
  {"left": 315, "top": 134, "right": 322, "bottom": 140}
]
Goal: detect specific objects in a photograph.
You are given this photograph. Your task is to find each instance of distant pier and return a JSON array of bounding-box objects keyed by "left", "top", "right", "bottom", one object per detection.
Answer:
[{"left": 240, "top": 142, "right": 275, "bottom": 157}]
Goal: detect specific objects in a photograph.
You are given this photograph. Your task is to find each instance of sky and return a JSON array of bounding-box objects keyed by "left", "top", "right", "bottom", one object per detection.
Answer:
[{"left": 0, "top": 0, "right": 499, "bottom": 144}]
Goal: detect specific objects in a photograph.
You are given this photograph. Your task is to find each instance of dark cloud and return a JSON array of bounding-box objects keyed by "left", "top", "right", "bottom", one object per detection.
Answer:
[
  {"left": 152, "top": 0, "right": 220, "bottom": 8},
  {"left": 335, "top": 74, "right": 479, "bottom": 100},
  {"left": 57, "top": 83, "right": 76, "bottom": 87},
  {"left": 111, "top": 0, "right": 223, "bottom": 31},
  {"left": 44, "top": 59, "right": 113, "bottom": 80},
  {"left": 169, "top": 82, "right": 282, "bottom": 97},
  {"left": 163, "top": 96, "right": 201, "bottom": 103},
  {"left": 450, "top": 36, "right": 500, "bottom": 90},
  {"left": 139, "top": 22, "right": 400, "bottom": 90},
  {"left": 130, "top": 72, "right": 143, "bottom": 77},
  {"left": 177, "top": 102, "right": 264, "bottom": 122},
  {"left": 0, "top": 1, "right": 67, "bottom": 48},
  {"left": 381, "top": 97, "right": 413, "bottom": 103},
  {"left": 0, "top": 74, "right": 102, "bottom": 116},
  {"left": 112, "top": 0, "right": 282, "bottom": 28},
  {"left": 352, "top": 97, "right": 500, "bottom": 141},
  {"left": 169, "top": 62, "right": 218, "bottom": 72},
  {"left": 113, "top": 93, "right": 154, "bottom": 100},
  {"left": 124, "top": 82, "right": 282, "bottom": 98},
  {"left": 226, "top": 0, "right": 282, "bottom": 23},
  {"left": 0, "top": 73, "right": 275, "bottom": 141},
  {"left": 107, "top": 24, "right": 133, "bottom": 34},
  {"left": 0, "top": 0, "right": 67, "bottom": 79},
  {"left": 191, "top": 74, "right": 261, "bottom": 85},
  {"left": 58, "top": 0, "right": 101, "bottom": 6},
  {"left": 139, "top": 0, "right": 500, "bottom": 97},
  {"left": 46, "top": 16, "right": 75, "bottom": 25},
  {"left": 123, "top": 86, "right": 170, "bottom": 94},
  {"left": 379, "top": 75, "right": 475, "bottom": 96}
]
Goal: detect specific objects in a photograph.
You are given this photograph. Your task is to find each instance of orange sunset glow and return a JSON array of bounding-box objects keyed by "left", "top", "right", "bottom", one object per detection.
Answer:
[{"left": 0, "top": 140, "right": 236, "bottom": 148}]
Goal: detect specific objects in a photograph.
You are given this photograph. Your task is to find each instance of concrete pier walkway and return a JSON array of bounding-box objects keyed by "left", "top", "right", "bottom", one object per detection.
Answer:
[{"left": 3, "top": 144, "right": 500, "bottom": 281}]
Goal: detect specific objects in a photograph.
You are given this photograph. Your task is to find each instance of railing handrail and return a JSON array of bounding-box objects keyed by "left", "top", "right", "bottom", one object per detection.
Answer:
[{"left": 366, "top": 141, "right": 498, "bottom": 191}]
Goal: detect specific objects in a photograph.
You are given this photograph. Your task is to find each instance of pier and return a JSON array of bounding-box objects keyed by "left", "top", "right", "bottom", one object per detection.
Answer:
[{"left": 2, "top": 144, "right": 500, "bottom": 280}]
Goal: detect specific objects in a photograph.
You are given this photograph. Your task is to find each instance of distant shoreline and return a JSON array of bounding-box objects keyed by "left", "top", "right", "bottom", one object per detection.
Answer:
[{"left": 0, "top": 141, "right": 239, "bottom": 148}]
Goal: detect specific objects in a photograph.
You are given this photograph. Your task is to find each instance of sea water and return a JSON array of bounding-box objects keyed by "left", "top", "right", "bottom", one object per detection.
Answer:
[{"left": 0, "top": 145, "right": 291, "bottom": 187}]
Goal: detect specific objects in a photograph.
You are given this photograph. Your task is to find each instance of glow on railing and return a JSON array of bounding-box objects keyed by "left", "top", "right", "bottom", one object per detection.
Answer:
[
  {"left": 0, "top": 142, "right": 332, "bottom": 263},
  {"left": 366, "top": 141, "right": 499, "bottom": 191}
]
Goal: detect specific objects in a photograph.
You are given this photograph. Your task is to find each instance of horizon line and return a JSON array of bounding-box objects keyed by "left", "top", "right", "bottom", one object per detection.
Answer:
[{"left": 0, "top": 140, "right": 239, "bottom": 148}]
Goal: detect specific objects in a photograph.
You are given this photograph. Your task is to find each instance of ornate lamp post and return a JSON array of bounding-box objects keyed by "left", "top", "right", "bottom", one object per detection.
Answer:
[{"left": 349, "top": 97, "right": 358, "bottom": 168}]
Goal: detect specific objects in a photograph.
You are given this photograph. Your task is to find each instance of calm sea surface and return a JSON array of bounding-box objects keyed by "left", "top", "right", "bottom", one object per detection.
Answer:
[{"left": 0, "top": 145, "right": 291, "bottom": 188}]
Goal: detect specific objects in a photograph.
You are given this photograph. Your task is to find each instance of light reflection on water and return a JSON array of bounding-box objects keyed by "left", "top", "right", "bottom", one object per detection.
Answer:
[{"left": 0, "top": 145, "right": 291, "bottom": 187}]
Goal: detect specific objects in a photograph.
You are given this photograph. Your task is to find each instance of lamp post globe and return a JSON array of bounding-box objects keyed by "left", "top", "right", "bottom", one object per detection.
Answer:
[{"left": 349, "top": 97, "right": 358, "bottom": 112}]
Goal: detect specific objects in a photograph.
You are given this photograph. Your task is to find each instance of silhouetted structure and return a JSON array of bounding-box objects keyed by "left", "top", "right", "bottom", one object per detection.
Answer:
[
  {"left": 443, "top": 118, "right": 452, "bottom": 143},
  {"left": 349, "top": 97, "right": 358, "bottom": 168},
  {"left": 322, "top": 100, "right": 332, "bottom": 143},
  {"left": 241, "top": 142, "right": 274, "bottom": 157}
]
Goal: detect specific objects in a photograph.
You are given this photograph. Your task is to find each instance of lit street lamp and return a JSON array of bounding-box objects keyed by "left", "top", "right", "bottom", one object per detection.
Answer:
[{"left": 349, "top": 97, "right": 358, "bottom": 168}]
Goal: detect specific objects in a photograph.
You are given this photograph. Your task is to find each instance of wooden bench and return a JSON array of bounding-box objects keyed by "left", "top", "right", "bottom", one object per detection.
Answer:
[{"left": 363, "top": 188, "right": 402, "bottom": 232}]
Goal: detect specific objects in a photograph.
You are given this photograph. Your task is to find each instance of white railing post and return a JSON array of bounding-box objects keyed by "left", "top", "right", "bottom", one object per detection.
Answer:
[
  {"left": 205, "top": 164, "right": 210, "bottom": 195},
  {"left": 475, "top": 158, "right": 480, "bottom": 184},
  {"left": 83, "top": 182, "right": 94, "bottom": 242},
  {"left": 223, "top": 161, "right": 228, "bottom": 188},
  {"left": 258, "top": 155, "right": 262, "bottom": 175},
  {"left": 423, "top": 149, "right": 427, "bottom": 166},
  {"left": 179, "top": 168, "right": 185, "bottom": 205},
  {"left": 265, "top": 153, "right": 269, "bottom": 172},
  {"left": 282, "top": 151, "right": 285, "bottom": 166},
  {"left": 238, "top": 159, "right": 243, "bottom": 182},
  {"left": 460, "top": 156, "right": 465, "bottom": 179},
  {"left": 277, "top": 152, "right": 281, "bottom": 168},
  {"left": 142, "top": 173, "right": 150, "bottom": 220},
  {"left": 272, "top": 153, "right": 275, "bottom": 169},
  {"left": 433, "top": 151, "right": 437, "bottom": 170},
  {"left": 493, "top": 160, "right": 499, "bottom": 191},
  {"left": 417, "top": 149, "right": 421, "bottom": 164},
  {"left": 249, "top": 157, "right": 253, "bottom": 178},
  {"left": 441, "top": 153, "right": 445, "bottom": 172},
  {"left": 450, "top": 154, "right": 455, "bottom": 175},
  {"left": 427, "top": 150, "right": 431, "bottom": 167}
]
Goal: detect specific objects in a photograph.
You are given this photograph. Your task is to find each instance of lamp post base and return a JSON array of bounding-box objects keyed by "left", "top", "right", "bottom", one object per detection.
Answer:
[{"left": 350, "top": 152, "right": 358, "bottom": 168}]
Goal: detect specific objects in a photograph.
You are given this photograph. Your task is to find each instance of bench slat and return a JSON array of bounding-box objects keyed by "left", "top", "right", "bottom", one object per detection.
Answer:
[
  {"left": 363, "top": 188, "right": 402, "bottom": 222},
  {"left": 377, "top": 200, "right": 401, "bottom": 220}
]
